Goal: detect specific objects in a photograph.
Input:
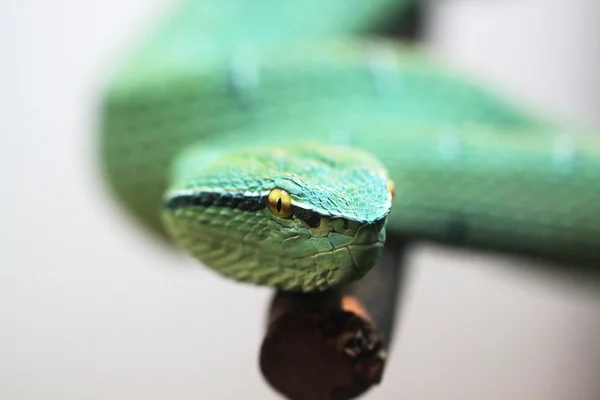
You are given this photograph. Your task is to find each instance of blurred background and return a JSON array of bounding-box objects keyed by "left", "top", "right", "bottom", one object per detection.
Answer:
[{"left": 1, "top": 0, "right": 599, "bottom": 399}]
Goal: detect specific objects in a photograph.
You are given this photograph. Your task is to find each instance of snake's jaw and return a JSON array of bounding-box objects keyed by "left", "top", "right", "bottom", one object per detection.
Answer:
[{"left": 161, "top": 197, "right": 388, "bottom": 291}]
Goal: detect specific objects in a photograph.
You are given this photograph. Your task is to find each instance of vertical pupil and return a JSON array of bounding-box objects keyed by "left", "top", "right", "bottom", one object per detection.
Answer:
[{"left": 276, "top": 198, "right": 282, "bottom": 213}]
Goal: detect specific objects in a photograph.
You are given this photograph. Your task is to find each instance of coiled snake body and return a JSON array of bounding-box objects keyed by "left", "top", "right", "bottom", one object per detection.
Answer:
[{"left": 99, "top": 0, "right": 600, "bottom": 291}]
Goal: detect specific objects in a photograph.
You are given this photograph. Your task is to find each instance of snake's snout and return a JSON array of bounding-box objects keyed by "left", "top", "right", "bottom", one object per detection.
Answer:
[
  {"left": 326, "top": 217, "right": 386, "bottom": 288},
  {"left": 353, "top": 218, "right": 386, "bottom": 245},
  {"left": 339, "top": 217, "right": 386, "bottom": 279}
]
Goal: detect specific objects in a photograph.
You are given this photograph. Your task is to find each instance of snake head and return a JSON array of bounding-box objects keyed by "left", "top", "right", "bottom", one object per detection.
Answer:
[{"left": 161, "top": 142, "right": 393, "bottom": 292}]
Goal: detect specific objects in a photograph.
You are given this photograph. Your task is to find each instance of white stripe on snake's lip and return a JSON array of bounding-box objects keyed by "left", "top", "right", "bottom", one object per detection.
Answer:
[{"left": 163, "top": 188, "right": 271, "bottom": 202}]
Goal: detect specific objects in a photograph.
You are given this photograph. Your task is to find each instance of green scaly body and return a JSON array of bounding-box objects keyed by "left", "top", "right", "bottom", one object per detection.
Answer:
[{"left": 99, "top": 0, "right": 600, "bottom": 291}]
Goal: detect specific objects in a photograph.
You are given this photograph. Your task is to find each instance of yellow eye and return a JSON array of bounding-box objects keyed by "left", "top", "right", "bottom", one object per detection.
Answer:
[
  {"left": 267, "top": 188, "right": 294, "bottom": 218},
  {"left": 387, "top": 179, "right": 396, "bottom": 202}
]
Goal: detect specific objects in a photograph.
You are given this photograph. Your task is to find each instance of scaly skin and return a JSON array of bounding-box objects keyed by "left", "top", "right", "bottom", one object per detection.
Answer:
[
  {"left": 99, "top": 0, "right": 600, "bottom": 291},
  {"left": 162, "top": 143, "right": 390, "bottom": 291}
]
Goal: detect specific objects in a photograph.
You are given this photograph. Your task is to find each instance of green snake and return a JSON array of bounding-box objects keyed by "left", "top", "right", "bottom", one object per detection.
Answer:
[{"left": 99, "top": 0, "right": 600, "bottom": 292}]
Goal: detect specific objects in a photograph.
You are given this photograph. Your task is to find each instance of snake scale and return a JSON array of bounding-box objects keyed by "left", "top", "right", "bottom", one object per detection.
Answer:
[{"left": 99, "top": 0, "right": 600, "bottom": 292}]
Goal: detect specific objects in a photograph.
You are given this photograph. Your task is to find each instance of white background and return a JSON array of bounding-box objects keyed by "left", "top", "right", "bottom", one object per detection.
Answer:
[{"left": 2, "top": 0, "right": 599, "bottom": 399}]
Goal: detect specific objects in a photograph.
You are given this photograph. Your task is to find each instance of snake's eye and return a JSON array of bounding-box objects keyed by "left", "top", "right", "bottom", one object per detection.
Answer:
[
  {"left": 387, "top": 179, "right": 396, "bottom": 202},
  {"left": 267, "top": 188, "right": 294, "bottom": 218}
]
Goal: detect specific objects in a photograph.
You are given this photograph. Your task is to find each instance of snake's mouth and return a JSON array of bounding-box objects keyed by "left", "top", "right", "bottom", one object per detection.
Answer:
[
  {"left": 319, "top": 218, "right": 387, "bottom": 289},
  {"left": 161, "top": 189, "right": 388, "bottom": 292}
]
